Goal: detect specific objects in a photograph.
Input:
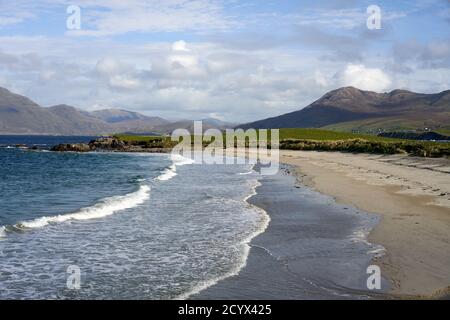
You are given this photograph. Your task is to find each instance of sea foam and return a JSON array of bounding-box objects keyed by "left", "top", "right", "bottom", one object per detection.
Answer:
[
  {"left": 16, "top": 184, "right": 150, "bottom": 229},
  {"left": 156, "top": 154, "right": 195, "bottom": 181}
]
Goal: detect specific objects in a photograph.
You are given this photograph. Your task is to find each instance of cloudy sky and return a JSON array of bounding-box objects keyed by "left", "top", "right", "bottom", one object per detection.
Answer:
[{"left": 0, "top": 0, "right": 449, "bottom": 122}]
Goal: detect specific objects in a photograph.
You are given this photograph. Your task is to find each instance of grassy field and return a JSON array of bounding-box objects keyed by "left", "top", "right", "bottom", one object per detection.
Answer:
[
  {"left": 113, "top": 128, "right": 450, "bottom": 157},
  {"left": 321, "top": 117, "right": 450, "bottom": 135},
  {"left": 114, "top": 134, "right": 166, "bottom": 142},
  {"left": 277, "top": 128, "right": 401, "bottom": 141},
  {"left": 436, "top": 129, "right": 450, "bottom": 136},
  {"left": 113, "top": 134, "right": 177, "bottom": 148}
]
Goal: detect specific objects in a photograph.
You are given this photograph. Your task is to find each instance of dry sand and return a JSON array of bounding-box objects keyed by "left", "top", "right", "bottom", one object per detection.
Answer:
[{"left": 279, "top": 151, "right": 450, "bottom": 298}]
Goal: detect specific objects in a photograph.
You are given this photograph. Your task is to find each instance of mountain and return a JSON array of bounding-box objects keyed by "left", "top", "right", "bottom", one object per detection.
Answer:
[
  {"left": 150, "top": 118, "right": 236, "bottom": 134},
  {"left": 90, "top": 109, "right": 170, "bottom": 133},
  {"left": 0, "top": 87, "right": 166, "bottom": 135},
  {"left": 0, "top": 88, "right": 80, "bottom": 135},
  {"left": 47, "top": 105, "right": 112, "bottom": 134},
  {"left": 0, "top": 87, "right": 234, "bottom": 135},
  {"left": 239, "top": 87, "right": 450, "bottom": 133},
  {"left": 201, "top": 118, "right": 235, "bottom": 128}
]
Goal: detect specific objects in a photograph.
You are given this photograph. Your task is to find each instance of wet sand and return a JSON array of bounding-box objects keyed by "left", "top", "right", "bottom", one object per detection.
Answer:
[
  {"left": 280, "top": 151, "right": 450, "bottom": 298},
  {"left": 193, "top": 165, "right": 388, "bottom": 299}
]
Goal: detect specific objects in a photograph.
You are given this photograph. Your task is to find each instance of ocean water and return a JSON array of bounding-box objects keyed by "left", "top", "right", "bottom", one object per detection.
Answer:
[{"left": 0, "top": 136, "right": 267, "bottom": 299}]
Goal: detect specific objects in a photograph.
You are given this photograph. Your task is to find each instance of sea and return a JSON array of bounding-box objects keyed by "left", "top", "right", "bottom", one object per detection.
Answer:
[
  {"left": 0, "top": 136, "right": 268, "bottom": 299},
  {"left": 0, "top": 136, "right": 385, "bottom": 299}
]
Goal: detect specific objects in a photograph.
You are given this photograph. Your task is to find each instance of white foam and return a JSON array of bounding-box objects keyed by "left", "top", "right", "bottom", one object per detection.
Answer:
[
  {"left": 156, "top": 164, "right": 177, "bottom": 181},
  {"left": 17, "top": 185, "right": 150, "bottom": 230},
  {"left": 170, "top": 153, "right": 195, "bottom": 166},
  {"left": 349, "top": 226, "right": 386, "bottom": 258},
  {"left": 176, "top": 178, "right": 270, "bottom": 300},
  {"left": 0, "top": 226, "right": 5, "bottom": 238},
  {"left": 155, "top": 154, "right": 195, "bottom": 182}
]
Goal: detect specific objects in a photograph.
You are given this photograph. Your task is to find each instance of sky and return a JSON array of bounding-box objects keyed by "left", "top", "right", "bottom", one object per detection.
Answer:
[{"left": 0, "top": 0, "right": 449, "bottom": 122}]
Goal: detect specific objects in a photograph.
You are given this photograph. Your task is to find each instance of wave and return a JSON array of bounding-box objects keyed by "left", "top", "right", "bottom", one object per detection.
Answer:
[
  {"left": 0, "top": 226, "right": 5, "bottom": 238},
  {"left": 155, "top": 154, "right": 195, "bottom": 182},
  {"left": 177, "top": 178, "right": 270, "bottom": 300},
  {"left": 170, "top": 153, "right": 195, "bottom": 166},
  {"left": 349, "top": 224, "right": 386, "bottom": 259},
  {"left": 156, "top": 164, "right": 177, "bottom": 181},
  {"left": 11, "top": 185, "right": 150, "bottom": 230}
]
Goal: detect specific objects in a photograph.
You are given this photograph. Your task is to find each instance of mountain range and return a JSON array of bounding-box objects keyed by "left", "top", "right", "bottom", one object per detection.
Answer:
[
  {"left": 0, "top": 87, "right": 233, "bottom": 135},
  {"left": 1, "top": 86, "right": 449, "bottom": 135},
  {"left": 240, "top": 87, "right": 450, "bottom": 133}
]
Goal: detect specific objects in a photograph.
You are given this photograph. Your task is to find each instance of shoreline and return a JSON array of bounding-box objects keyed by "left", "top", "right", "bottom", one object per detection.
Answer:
[
  {"left": 280, "top": 151, "right": 450, "bottom": 298},
  {"left": 178, "top": 177, "right": 271, "bottom": 300},
  {"left": 15, "top": 142, "right": 450, "bottom": 298},
  {"left": 193, "top": 164, "right": 387, "bottom": 300}
]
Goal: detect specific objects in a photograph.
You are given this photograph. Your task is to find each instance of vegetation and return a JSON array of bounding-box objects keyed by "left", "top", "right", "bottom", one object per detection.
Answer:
[
  {"left": 113, "top": 128, "right": 450, "bottom": 158},
  {"left": 277, "top": 128, "right": 401, "bottom": 142},
  {"left": 280, "top": 138, "right": 450, "bottom": 158},
  {"left": 436, "top": 129, "right": 450, "bottom": 136},
  {"left": 113, "top": 134, "right": 177, "bottom": 149}
]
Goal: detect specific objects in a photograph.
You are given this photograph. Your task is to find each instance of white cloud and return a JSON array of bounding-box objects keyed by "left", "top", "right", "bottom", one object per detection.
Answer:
[
  {"left": 66, "top": 0, "right": 233, "bottom": 36},
  {"left": 108, "top": 75, "right": 141, "bottom": 90},
  {"left": 335, "top": 64, "right": 392, "bottom": 92},
  {"left": 0, "top": 34, "right": 448, "bottom": 122},
  {"left": 292, "top": 7, "right": 406, "bottom": 29},
  {"left": 95, "top": 58, "right": 127, "bottom": 75},
  {"left": 173, "top": 40, "right": 190, "bottom": 52}
]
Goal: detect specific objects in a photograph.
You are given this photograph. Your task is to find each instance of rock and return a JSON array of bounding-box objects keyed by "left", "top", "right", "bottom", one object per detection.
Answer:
[
  {"left": 51, "top": 143, "right": 92, "bottom": 152},
  {"left": 88, "top": 137, "right": 127, "bottom": 150}
]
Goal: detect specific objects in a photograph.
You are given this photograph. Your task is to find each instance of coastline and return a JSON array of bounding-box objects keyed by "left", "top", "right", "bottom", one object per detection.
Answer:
[
  {"left": 279, "top": 151, "right": 450, "bottom": 298},
  {"left": 193, "top": 164, "right": 387, "bottom": 300},
  {"left": 21, "top": 139, "right": 450, "bottom": 298},
  {"left": 177, "top": 178, "right": 271, "bottom": 300}
]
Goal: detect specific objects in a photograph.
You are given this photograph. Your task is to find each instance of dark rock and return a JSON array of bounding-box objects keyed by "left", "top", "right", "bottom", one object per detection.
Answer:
[
  {"left": 51, "top": 143, "right": 92, "bottom": 152},
  {"left": 88, "top": 137, "right": 127, "bottom": 150}
]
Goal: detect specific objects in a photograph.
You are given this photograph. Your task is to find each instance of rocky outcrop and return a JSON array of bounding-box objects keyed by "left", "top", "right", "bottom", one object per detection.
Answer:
[
  {"left": 51, "top": 137, "right": 125, "bottom": 152},
  {"left": 51, "top": 143, "right": 93, "bottom": 152},
  {"left": 50, "top": 136, "right": 173, "bottom": 153},
  {"left": 88, "top": 137, "right": 127, "bottom": 150}
]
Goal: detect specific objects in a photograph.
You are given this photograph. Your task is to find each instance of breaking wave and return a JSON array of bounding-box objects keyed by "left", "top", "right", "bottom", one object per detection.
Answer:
[{"left": 8, "top": 185, "right": 151, "bottom": 231}]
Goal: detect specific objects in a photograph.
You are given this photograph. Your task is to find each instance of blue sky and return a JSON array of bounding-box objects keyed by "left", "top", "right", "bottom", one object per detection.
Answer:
[{"left": 0, "top": 0, "right": 449, "bottom": 122}]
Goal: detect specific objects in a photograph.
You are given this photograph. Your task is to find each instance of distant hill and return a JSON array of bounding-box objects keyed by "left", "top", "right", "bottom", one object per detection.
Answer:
[
  {"left": 0, "top": 87, "right": 232, "bottom": 135},
  {"left": 0, "top": 88, "right": 102, "bottom": 135},
  {"left": 239, "top": 87, "right": 450, "bottom": 133},
  {"left": 150, "top": 118, "right": 235, "bottom": 134},
  {"left": 90, "top": 109, "right": 170, "bottom": 133}
]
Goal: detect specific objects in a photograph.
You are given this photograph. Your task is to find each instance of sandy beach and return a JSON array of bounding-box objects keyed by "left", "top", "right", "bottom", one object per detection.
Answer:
[{"left": 280, "top": 151, "right": 450, "bottom": 298}]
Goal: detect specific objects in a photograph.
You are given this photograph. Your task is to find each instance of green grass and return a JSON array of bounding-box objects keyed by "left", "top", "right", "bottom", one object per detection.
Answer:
[
  {"left": 277, "top": 128, "right": 401, "bottom": 142},
  {"left": 276, "top": 129, "right": 449, "bottom": 157},
  {"left": 280, "top": 139, "right": 450, "bottom": 157},
  {"left": 436, "top": 129, "right": 450, "bottom": 137},
  {"left": 113, "top": 129, "right": 450, "bottom": 157},
  {"left": 113, "top": 134, "right": 164, "bottom": 142},
  {"left": 113, "top": 134, "right": 177, "bottom": 148},
  {"left": 115, "top": 129, "right": 399, "bottom": 143}
]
